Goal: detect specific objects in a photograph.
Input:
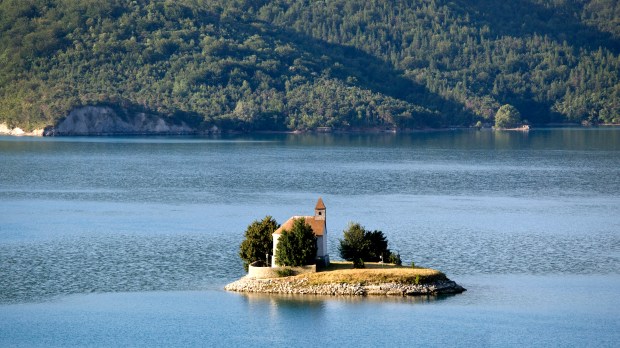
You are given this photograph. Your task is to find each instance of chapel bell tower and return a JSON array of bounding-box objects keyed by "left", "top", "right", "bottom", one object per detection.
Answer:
[{"left": 315, "top": 197, "right": 326, "bottom": 221}]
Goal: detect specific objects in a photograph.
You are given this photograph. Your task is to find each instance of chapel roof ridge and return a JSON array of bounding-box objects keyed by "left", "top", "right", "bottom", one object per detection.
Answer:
[{"left": 273, "top": 215, "right": 325, "bottom": 236}]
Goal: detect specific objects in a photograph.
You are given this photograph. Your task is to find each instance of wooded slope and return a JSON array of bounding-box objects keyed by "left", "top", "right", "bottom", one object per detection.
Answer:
[{"left": 1, "top": 0, "right": 618, "bottom": 131}]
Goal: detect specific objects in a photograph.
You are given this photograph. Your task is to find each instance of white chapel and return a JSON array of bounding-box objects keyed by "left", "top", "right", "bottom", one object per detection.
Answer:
[{"left": 271, "top": 198, "right": 330, "bottom": 267}]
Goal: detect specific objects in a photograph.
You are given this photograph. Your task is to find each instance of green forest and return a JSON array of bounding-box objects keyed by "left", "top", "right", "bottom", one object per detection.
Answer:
[{"left": 1, "top": 0, "right": 618, "bottom": 131}]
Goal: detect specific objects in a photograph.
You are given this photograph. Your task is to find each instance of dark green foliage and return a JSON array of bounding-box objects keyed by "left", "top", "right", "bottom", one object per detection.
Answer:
[
  {"left": 389, "top": 252, "right": 402, "bottom": 266},
  {"left": 339, "top": 223, "right": 392, "bottom": 267},
  {"left": 239, "top": 216, "right": 279, "bottom": 271},
  {"left": 275, "top": 218, "right": 317, "bottom": 267},
  {"left": 353, "top": 258, "right": 365, "bottom": 269},
  {"left": 495, "top": 104, "right": 522, "bottom": 128},
  {"left": 275, "top": 268, "right": 295, "bottom": 277},
  {"left": 1, "top": 0, "right": 618, "bottom": 131},
  {"left": 365, "top": 230, "right": 389, "bottom": 262},
  {"left": 251, "top": 260, "right": 268, "bottom": 267}
]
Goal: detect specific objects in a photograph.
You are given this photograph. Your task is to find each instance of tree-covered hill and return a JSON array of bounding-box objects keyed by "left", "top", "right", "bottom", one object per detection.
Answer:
[{"left": 0, "top": 0, "right": 618, "bottom": 132}]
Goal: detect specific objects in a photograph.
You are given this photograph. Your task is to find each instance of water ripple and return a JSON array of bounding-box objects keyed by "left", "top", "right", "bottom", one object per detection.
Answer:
[
  {"left": 0, "top": 234, "right": 243, "bottom": 304},
  {"left": 395, "top": 229, "right": 619, "bottom": 276}
]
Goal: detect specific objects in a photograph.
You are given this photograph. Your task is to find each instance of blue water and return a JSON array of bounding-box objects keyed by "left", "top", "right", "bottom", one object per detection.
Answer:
[{"left": 1, "top": 129, "right": 619, "bottom": 347}]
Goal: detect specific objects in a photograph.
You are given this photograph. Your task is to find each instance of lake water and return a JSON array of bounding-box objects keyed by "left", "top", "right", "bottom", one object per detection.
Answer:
[{"left": 1, "top": 129, "right": 619, "bottom": 347}]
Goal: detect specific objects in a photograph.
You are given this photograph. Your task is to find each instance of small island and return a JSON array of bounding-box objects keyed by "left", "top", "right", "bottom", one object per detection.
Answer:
[
  {"left": 225, "top": 261, "right": 465, "bottom": 297},
  {"left": 226, "top": 198, "right": 465, "bottom": 297}
]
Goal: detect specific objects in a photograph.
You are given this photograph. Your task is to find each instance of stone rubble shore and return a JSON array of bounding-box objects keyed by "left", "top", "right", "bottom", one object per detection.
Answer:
[{"left": 225, "top": 276, "right": 466, "bottom": 297}]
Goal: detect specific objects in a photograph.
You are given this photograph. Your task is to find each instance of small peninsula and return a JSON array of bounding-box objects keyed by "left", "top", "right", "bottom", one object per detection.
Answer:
[{"left": 225, "top": 262, "right": 465, "bottom": 297}]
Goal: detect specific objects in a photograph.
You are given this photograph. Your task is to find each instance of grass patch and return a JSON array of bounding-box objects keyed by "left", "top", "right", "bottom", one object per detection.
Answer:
[{"left": 297, "top": 261, "right": 446, "bottom": 285}]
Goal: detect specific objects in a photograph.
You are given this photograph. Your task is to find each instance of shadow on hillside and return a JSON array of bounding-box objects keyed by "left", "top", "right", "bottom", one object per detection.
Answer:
[
  {"left": 451, "top": 0, "right": 620, "bottom": 55},
  {"left": 447, "top": 0, "right": 619, "bottom": 123},
  {"left": 225, "top": 2, "right": 613, "bottom": 126},
  {"left": 227, "top": 17, "right": 477, "bottom": 127}
]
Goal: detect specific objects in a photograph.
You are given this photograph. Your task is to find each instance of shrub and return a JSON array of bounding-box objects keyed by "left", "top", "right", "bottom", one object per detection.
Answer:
[
  {"left": 275, "top": 268, "right": 296, "bottom": 277},
  {"left": 388, "top": 252, "right": 402, "bottom": 266},
  {"left": 353, "top": 258, "right": 365, "bottom": 269},
  {"left": 410, "top": 260, "right": 415, "bottom": 268},
  {"left": 250, "top": 260, "right": 268, "bottom": 267},
  {"left": 239, "top": 216, "right": 279, "bottom": 271},
  {"left": 275, "top": 218, "right": 317, "bottom": 266}
]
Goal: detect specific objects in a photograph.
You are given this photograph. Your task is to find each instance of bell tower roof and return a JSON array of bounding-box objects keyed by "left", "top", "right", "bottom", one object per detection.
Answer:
[
  {"left": 315, "top": 197, "right": 326, "bottom": 210},
  {"left": 314, "top": 197, "right": 326, "bottom": 221}
]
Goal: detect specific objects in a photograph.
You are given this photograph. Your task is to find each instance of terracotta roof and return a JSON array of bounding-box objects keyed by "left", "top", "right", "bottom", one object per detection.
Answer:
[
  {"left": 274, "top": 216, "right": 325, "bottom": 236},
  {"left": 315, "top": 197, "right": 325, "bottom": 210}
]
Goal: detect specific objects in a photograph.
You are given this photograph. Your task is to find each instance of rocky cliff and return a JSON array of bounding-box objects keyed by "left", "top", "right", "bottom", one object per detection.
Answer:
[{"left": 43, "top": 106, "right": 196, "bottom": 136}]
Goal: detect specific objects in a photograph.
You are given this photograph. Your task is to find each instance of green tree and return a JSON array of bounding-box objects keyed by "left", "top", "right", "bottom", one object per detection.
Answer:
[
  {"left": 275, "top": 218, "right": 317, "bottom": 266},
  {"left": 365, "top": 230, "right": 389, "bottom": 262},
  {"left": 339, "top": 223, "right": 369, "bottom": 267},
  {"left": 494, "top": 104, "right": 522, "bottom": 128},
  {"left": 339, "top": 223, "right": 392, "bottom": 267},
  {"left": 239, "top": 216, "right": 279, "bottom": 270}
]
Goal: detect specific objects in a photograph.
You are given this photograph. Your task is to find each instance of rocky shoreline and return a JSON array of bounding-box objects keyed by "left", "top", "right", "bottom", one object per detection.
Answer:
[
  {"left": 225, "top": 276, "right": 466, "bottom": 297},
  {"left": 0, "top": 123, "right": 44, "bottom": 136}
]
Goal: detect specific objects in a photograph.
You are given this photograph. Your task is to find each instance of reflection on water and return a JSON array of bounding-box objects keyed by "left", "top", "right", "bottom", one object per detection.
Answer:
[{"left": 240, "top": 291, "right": 456, "bottom": 308}]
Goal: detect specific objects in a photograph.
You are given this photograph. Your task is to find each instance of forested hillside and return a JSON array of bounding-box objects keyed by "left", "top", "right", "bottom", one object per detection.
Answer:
[{"left": 1, "top": 0, "right": 618, "bottom": 131}]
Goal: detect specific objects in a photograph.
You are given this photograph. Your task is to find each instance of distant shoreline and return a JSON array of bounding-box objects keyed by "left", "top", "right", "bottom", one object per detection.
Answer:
[{"left": 2, "top": 122, "right": 618, "bottom": 137}]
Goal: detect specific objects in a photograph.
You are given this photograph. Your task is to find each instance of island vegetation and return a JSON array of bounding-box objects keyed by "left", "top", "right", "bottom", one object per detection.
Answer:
[
  {"left": 239, "top": 215, "right": 279, "bottom": 270},
  {"left": 238, "top": 216, "right": 321, "bottom": 269},
  {"left": 232, "top": 215, "right": 465, "bottom": 297},
  {"left": 339, "top": 222, "right": 402, "bottom": 268},
  {"left": 274, "top": 218, "right": 318, "bottom": 267},
  {"left": 239, "top": 216, "right": 402, "bottom": 269},
  {"left": 1, "top": 0, "right": 618, "bottom": 132}
]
